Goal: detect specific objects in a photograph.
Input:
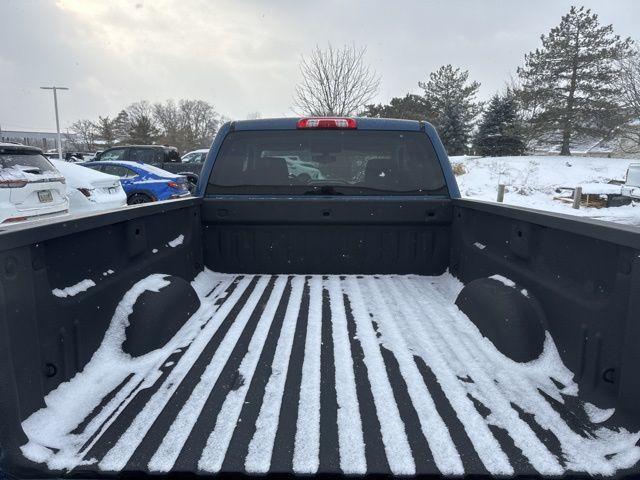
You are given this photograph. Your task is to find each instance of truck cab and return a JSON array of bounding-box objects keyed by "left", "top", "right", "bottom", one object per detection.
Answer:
[{"left": 622, "top": 163, "right": 640, "bottom": 200}]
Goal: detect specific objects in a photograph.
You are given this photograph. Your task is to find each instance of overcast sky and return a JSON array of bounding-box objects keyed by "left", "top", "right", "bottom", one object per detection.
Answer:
[{"left": 1, "top": 0, "right": 640, "bottom": 132}]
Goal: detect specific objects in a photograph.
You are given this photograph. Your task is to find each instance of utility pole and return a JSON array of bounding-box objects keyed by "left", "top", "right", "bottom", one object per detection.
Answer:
[{"left": 40, "top": 86, "right": 69, "bottom": 161}]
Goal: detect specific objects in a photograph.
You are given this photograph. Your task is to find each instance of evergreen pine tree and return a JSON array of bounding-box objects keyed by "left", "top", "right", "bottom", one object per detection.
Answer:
[
  {"left": 364, "top": 94, "right": 432, "bottom": 120},
  {"left": 128, "top": 115, "right": 158, "bottom": 144},
  {"left": 517, "top": 6, "right": 633, "bottom": 155},
  {"left": 113, "top": 110, "right": 130, "bottom": 144},
  {"left": 474, "top": 93, "right": 525, "bottom": 156},
  {"left": 95, "top": 116, "right": 117, "bottom": 147},
  {"left": 419, "top": 65, "right": 481, "bottom": 155},
  {"left": 125, "top": 101, "right": 158, "bottom": 144}
]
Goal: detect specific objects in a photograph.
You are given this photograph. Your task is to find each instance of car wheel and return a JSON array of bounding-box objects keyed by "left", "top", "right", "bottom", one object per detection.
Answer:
[
  {"left": 297, "top": 173, "right": 311, "bottom": 184},
  {"left": 128, "top": 193, "right": 153, "bottom": 205}
]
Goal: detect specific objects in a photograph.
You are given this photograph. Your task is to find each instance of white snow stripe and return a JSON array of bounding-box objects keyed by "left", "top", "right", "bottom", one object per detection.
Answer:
[
  {"left": 146, "top": 276, "right": 271, "bottom": 472},
  {"left": 52, "top": 279, "right": 96, "bottom": 298},
  {"left": 343, "top": 277, "right": 415, "bottom": 475},
  {"left": 397, "top": 276, "right": 562, "bottom": 475},
  {"left": 326, "top": 276, "right": 366, "bottom": 474},
  {"left": 245, "top": 276, "right": 305, "bottom": 473},
  {"left": 360, "top": 276, "right": 466, "bottom": 475},
  {"left": 167, "top": 234, "right": 184, "bottom": 247},
  {"left": 98, "top": 275, "right": 255, "bottom": 472},
  {"left": 293, "top": 276, "right": 322, "bottom": 473},
  {"left": 198, "top": 276, "right": 289, "bottom": 473},
  {"left": 380, "top": 277, "right": 510, "bottom": 474}
]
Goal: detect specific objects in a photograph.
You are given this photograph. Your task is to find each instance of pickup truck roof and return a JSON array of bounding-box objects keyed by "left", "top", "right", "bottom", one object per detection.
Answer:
[
  {"left": 229, "top": 117, "right": 426, "bottom": 131},
  {"left": 112, "top": 145, "right": 178, "bottom": 150}
]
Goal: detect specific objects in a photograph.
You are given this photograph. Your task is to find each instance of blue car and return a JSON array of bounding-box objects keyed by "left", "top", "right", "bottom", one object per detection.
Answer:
[{"left": 84, "top": 161, "right": 190, "bottom": 204}]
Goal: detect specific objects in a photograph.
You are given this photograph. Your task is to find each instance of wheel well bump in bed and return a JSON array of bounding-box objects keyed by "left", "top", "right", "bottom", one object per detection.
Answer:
[{"left": 455, "top": 276, "right": 548, "bottom": 363}]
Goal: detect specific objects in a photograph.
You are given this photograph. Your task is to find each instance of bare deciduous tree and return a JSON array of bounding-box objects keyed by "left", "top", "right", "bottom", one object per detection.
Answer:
[
  {"left": 294, "top": 44, "right": 380, "bottom": 116},
  {"left": 153, "top": 99, "right": 220, "bottom": 151},
  {"left": 69, "top": 119, "right": 97, "bottom": 151}
]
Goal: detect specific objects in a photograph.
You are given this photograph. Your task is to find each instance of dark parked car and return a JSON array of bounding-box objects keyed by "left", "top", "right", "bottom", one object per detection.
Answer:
[{"left": 94, "top": 145, "right": 203, "bottom": 189}]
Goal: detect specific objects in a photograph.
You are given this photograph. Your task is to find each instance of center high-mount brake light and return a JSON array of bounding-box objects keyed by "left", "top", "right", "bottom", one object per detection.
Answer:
[{"left": 297, "top": 117, "right": 357, "bottom": 129}]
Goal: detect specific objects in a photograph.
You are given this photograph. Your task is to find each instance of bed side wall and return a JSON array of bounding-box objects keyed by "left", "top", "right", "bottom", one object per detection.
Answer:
[
  {"left": 0, "top": 199, "right": 202, "bottom": 471},
  {"left": 450, "top": 199, "right": 640, "bottom": 419}
]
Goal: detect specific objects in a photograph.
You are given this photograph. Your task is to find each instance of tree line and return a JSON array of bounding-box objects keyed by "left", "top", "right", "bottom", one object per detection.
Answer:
[
  {"left": 69, "top": 6, "right": 640, "bottom": 158},
  {"left": 294, "top": 6, "right": 640, "bottom": 157},
  {"left": 68, "top": 99, "right": 222, "bottom": 154}
]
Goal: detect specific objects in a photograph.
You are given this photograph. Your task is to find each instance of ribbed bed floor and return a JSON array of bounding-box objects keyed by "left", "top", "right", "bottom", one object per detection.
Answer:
[{"left": 20, "top": 271, "right": 640, "bottom": 477}]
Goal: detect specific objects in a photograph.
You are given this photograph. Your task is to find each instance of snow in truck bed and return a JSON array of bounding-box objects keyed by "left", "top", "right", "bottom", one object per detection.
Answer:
[{"left": 21, "top": 271, "right": 640, "bottom": 477}]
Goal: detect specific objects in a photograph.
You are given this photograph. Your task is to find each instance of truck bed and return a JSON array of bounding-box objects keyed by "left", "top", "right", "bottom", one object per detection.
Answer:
[{"left": 18, "top": 271, "right": 640, "bottom": 478}]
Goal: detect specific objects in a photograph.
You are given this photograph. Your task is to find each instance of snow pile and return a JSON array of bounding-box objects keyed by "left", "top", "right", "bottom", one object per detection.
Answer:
[
  {"left": 52, "top": 279, "right": 96, "bottom": 298},
  {"left": 451, "top": 155, "right": 640, "bottom": 226},
  {"left": 584, "top": 402, "right": 616, "bottom": 424},
  {"left": 168, "top": 234, "right": 184, "bottom": 247}
]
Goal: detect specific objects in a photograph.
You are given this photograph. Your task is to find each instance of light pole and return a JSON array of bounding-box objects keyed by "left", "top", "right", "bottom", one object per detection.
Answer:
[{"left": 40, "top": 86, "right": 69, "bottom": 161}]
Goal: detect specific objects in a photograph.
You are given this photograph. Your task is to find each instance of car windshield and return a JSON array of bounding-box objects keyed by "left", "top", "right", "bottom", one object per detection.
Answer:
[
  {"left": 0, "top": 152, "right": 57, "bottom": 173},
  {"left": 207, "top": 130, "right": 447, "bottom": 195},
  {"left": 627, "top": 165, "right": 640, "bottom": 187}
]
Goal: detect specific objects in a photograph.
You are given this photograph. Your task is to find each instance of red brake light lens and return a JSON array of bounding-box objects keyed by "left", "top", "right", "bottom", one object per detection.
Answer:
[
  {"left": 2, "top": 216, "right": 28, "bottom": 223},
  {"left": 0, "top": 179, "right": 28, "bottom": 188},
  {"left": 167, "top": 181, "right": 180, "bottom": 189},
  {"left": 297, "top": 117, "right": 357, "bottom": 129}
]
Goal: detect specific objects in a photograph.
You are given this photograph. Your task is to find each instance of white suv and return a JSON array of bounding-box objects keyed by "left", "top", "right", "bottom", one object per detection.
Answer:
[{"left": 0, "top": 144, "right": 68, "bottom": 224}]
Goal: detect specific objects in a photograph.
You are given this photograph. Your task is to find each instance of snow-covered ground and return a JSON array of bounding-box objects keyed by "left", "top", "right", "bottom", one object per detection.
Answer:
[{"left": 451, "top": 155, "right": 640, "bottom": 227}]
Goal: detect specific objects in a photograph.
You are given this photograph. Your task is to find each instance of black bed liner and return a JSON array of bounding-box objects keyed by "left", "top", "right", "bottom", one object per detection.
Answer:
[{"left": 20, "top": 273, "right": 640, "bottom": 478}]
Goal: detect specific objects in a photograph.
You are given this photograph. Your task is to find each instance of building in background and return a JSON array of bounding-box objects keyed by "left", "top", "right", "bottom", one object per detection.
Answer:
[{"left": 0, "top": 129, "right": 76, "bottom": 151}]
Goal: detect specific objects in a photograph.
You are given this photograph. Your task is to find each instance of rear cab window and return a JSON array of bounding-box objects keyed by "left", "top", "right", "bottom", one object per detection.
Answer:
[
  {"left": 130, "top": 148, "right": 156, "bottom": 163},
  {"left": 206, "top": 130, "right": 448, "bottom": 196}
]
